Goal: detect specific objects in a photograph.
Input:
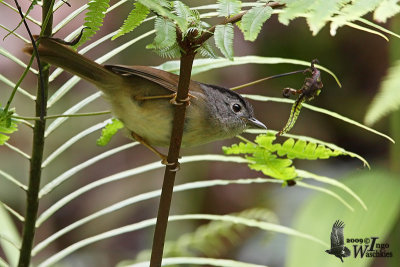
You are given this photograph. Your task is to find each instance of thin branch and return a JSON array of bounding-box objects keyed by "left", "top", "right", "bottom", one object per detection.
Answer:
[
  {"left": 195, "top": 2, "right": 282, "bottom": 46},
  {"left": 17, "top": 0, "right": 54, "bottom": 265}
]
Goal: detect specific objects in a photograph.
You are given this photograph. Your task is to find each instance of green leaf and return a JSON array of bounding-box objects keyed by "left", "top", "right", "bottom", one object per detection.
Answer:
[
  {"left": 248, "top": 150, "right": 297, "bottom": 180},
  {"left": 96, "top": 118, "right": 124, "bottom": 146},
  {"left": 373, "top": 0, "right": 400, "bottom": 23},
  {"left": 330, "top": 0, "right": 383, "bottom": 35},
  {"left": 197, "top": 42, "right": 218, "bottom": 59},
  {"left": 306, "top": 0, "right": 348, "bottom": 35},
  {"left": 0, "top": 108, "right": 18, "bottom": 145},
  {"left": 76, "top": 0, "right": 111, "bottom": 47},
  {"left": 217, "top": 0, "right": 242, "bottom": 17},
  {"left": 241, "top": 5, "right": 272, "bottom": 41},
  {"left": 129, "top": 207, "right": 277, "bottom": 263},
  {"left": 147, "top": 17, "right": 177, "bottom": 50},
  {"left": 138, "top": 0, "right": 187, "bottom": 32},
  {"left": 365, "top": 59, "right": 400, "bottom": 125},
  {"left": 112, "top": 2, "right": 150, "bottom": 40},
  {"left": 287, "top": 170, "right": 400, "bottom": 267},
  {"left": 214, "top": 23, "right": 235, "bottom": 60},
  {"left": 224, "top": 132, "right": 348, "bottom": 180},
  {"left": 278, "top": 0, "right": 316, "bottom": 25}
]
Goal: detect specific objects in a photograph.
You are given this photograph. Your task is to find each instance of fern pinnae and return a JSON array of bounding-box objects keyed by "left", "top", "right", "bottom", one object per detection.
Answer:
[
  {"left": 214, "top": 23, "right": 235, "bottom": 60},
  {"left": 217, "top": 0, "right": 242, "bottom": 17},
  {"left": 241, "top": 5, "right": 273, "bottom": 41},
  {"left": 76, "top": 0, "right": 111, "bottom": 47},
  {"left": 373, "top": 0, "right": 400, "bottom": 22},
  {"left": 112, "top": 2, "right": 150, "bottom": 40}
]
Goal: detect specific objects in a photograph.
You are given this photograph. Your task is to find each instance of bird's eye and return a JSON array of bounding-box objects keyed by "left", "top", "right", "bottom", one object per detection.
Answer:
[{"left": 232, "top": 103, "right": 242, "bottom": 113}]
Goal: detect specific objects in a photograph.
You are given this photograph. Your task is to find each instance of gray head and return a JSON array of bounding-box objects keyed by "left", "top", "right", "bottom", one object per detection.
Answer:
[{"left": 201, "top": 83, "right": 267, "bottom": 136}]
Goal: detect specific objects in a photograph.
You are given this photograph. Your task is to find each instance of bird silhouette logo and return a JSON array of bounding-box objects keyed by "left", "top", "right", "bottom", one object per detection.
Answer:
[{"left": 325, "top": 220, "right": 351, "bottom": 262}]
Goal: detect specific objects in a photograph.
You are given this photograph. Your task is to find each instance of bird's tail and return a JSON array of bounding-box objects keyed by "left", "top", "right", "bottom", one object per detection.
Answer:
[{"left": 23, "top": 37, "right": 123, "bottom": 93}]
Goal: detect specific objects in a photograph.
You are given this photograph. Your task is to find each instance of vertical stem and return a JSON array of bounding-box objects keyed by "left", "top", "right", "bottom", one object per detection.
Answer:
[
  {"left": 17, "top": 1, "right": 53, "bottom": 266},
  {"left": 149, "top": 52, "right": 196, "bottom": 267}
]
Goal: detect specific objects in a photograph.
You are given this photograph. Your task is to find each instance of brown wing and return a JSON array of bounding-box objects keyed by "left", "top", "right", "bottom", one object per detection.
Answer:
[{"left": 104, "top": 65, "right": 201, "bottom": 94}]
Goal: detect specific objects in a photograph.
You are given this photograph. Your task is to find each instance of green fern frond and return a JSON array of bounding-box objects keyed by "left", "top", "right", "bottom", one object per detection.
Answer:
[
  {"left": 153, "top": 43, "right": 181, "bottom": 58},
  {"left": 278, "top": 0, "right": 316, "bottom": 25},
  {"left": 131, "top": 207, "right": 277, "bottom": 264},
  {"left": 75, "top": 0, "right": 110, "bottom": 47},
  {"left": 330, "top": 0, "right": 383, "bottom": 35},
  {"left": 306, "top": 0, "right": 349, "bottom": 35},
  {"left": 241, "top": 5, "right": 273, "bottom": 41},
  {"left": 197, "top": 42, "right": 218, "bottom": 58},
  {"left": 147, "top": 17, "right": 177, "bottom": 49},
  {"left": 96, "top": 118, "right": 124, "bottom": 146},
  {"left": 214, "top": 23, "right": 235, "bottom": 60},
  {"left": 365, "top": 60, "right": 400, "bottom": 125},
  {"left": 224, "top": 132, "right": 349, "bottom": 180},
  {"left": 373, "top": 0, "right": 400, "bottom": 22},
  {"left": 0, "top": 108, "right": 18, "bottom": 145},
  {"left": 138, "top": 0, "right": 187, "bottom": 32},
  {"left": 112, "top": 2, "right": 150, "bottom": 40},
  {"left": 173, "top": 1, "right": 191, "bottom": 21},
  {"left": 217, "top": 0, "right": 242, "bottom": 17}
]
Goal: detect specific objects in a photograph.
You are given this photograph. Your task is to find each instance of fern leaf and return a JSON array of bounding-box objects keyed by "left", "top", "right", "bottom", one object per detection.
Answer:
[
  {"left": 330, "top": 0, "right": 383, "bottom": 35},
  {"left": 217, "top": 0, "right": 242, "bottom": 17},
  {"left": 248, "top": 150, "right": 297, "bottom": 180},
  {"left": 241, "top": 6, "right": 272, "bottom": 41},
  {"left": 277, "top": 138, "right": 341, "bottom": 159},
  {"left": 365, "top": 60, "right": 400, "bottom": 125},
  {"left": 153, "top": 43, "right": 181, "bottom": 58},
  {"left": 130, "top": 207, "right": 277, "bottom": 263},
  {"left": 214, "top": 23, "right": 235, "bottom": 60},
  {"left": 0, "top": 108, "right": 18, "bottom": 145},
  {"left": 112, "top": 2, "right": 149, "bottom": 40},
  {"left": 96, "top": 118, "right": 124, "bottom": 146},
  {"left": 138, "top": 0, "right": 187, "bottom": 32},
  {"left": 198, "top": 42, "right": 218, "bottom": 58},
  {"left": 173, "top": 1, "right": 191, "bottom": 21},
  {"left": 306, "top": 0, "right": 349, "bottom": 35},
  {"left": 278, "top": 0, "right": 316, "bottom": 25},
  {"left": 373, "top": 0, "right": 400, "bottom": 23},
  {"left": 147, "top": 17, "right": 177, "bottom": 49},
  {"left": 76, "top": 0, "right": 110, "bottom": 47}
]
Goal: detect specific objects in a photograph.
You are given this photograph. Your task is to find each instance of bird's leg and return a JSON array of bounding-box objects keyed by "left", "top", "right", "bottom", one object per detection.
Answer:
[
  {"left": 130, "top": 131, "right": 169, "bottom": 165},
  {"left": 134, "top": 93, "right": 197, "bottom": 106}
]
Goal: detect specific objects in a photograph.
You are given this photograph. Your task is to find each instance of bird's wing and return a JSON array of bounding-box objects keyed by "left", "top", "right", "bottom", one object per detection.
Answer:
[
  {"left": 331, "top": 220, "right": 345, "bottom": 247},
  {"left": 104, "top": 65, "right": 181, "bottom": 93}
]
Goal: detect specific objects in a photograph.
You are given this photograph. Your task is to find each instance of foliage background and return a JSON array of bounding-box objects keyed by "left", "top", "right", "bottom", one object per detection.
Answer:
[{"left": 0, "top": 0, "right": 399, "bottom": 266}]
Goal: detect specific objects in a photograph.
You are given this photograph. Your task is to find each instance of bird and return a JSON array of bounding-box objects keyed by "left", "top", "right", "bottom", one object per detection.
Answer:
[
  {"left": 23, "top": 36, "right": 266, "bottom": 162},
  {"left": 325, "top": 220, "right": 351, "bottom": 262}
]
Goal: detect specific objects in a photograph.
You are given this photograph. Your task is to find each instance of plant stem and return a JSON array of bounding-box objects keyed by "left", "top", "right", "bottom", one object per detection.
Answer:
[
  {"left": 17, "top": 0, "right": 53, "bottom": 266},
  {"left": 149, "top": 52, "right": 196, "bottom": 267}
]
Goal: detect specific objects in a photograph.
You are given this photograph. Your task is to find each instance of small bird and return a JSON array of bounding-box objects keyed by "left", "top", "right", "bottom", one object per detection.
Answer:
[
  {"left": 325, "top": 220, "right": 351, "bottom": 262},
  {"left": 24, "top": 37, "right": 266, "bottom": 162}
]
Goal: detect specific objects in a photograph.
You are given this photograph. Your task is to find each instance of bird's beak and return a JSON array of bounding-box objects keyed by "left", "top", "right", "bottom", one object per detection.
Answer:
[{"left": 246, "top": 117, "right": 267, "bottom": 130}]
